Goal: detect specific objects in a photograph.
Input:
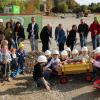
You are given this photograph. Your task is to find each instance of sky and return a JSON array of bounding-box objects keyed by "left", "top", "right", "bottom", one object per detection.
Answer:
[{"left": 75, "top": 0, "right": 100, "bottom": 5}]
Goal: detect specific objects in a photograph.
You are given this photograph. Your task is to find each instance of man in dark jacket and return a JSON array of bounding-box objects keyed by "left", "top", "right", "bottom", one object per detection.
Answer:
[
  {"left": 78, "top": 18, "right": 89, "bottom": 48},
  {"left": 27, "top": 17, "right": 39, "bottom": 51},
  {"left": 40, "top": 24, "right": 52, "bottom": 52}
]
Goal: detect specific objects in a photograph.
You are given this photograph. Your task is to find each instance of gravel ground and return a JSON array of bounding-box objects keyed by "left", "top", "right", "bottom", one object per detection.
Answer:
[{"left": 0, "top": 14, "right": 100, "bottom": 100}]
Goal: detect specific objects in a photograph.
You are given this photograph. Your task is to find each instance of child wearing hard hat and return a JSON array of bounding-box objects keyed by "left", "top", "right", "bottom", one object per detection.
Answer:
[
  {"left": 45, "top": 50, "right": 62, "bottom": 75},
  {"left": 45, "top": 50, "right": 52, "bottom": 63},
  {"left": 17, "top": 42, "right": 26, "bottom": 74},
  {"left": 60, "top": 50, "right": 71, "bottom": 64},
  {"left": 33, "top": 55, "right": 51, "bottom": 91},
  {"left": 65, "top": 47, "right": 71, "bottom": 57},
  {"left": 71, "top": 49, "right": 81, "bottom": 63},
  {"left": 79, "top": 47, "right": 89, "bottom": 62},
  {"left": 91, "top": 47, "right": 100, "bottom": 76}
]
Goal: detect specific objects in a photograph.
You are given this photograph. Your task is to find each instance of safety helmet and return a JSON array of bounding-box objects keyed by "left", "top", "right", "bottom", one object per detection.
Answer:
[
  {"left": 37, "top": 55, "right": 47, "bottom": 62},
  {"left": 45, "top": 50, "right": 51, "bottom": 55},
  {"left": 95, "top": 47, "right": 100, "bottom": 54},
  {"left": 61, "top": 50, "right": 68, "bottom": 56},
  {"left": 19, "top": 42, "right": 24, "bottom": 48},
  {"left": 82, "top": 46, "right": 88, "bottom": 51},
  {"left": 72, "top": 49, "right": 78, "bottom": 54},
  {"left": 0, "top": 19, "right": 3, "bottom": 23},
  {"left": 52, "top": 50, "right": 59, "bottom": 55},
  {"left": 66, "top": 47, "right": 71, "bottom": 52}
]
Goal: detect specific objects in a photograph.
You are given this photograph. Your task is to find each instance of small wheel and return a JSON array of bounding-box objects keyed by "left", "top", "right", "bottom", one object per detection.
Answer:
[
  {"left": 86, "top": 73, "right": 93, "bottom": 81},
  {"left": 59, "top": 76, "right": 68, "bottom": 84}
]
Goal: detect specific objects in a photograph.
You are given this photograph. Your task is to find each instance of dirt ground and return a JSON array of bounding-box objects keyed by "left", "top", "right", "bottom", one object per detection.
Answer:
[{"left": 0, "top": 14, "right": 100, "bottom": 100}]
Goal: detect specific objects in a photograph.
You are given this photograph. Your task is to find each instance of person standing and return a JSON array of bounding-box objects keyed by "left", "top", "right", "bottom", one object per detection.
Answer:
[
  {"left": 40, "top": 24, "right": 52, "bottom": 52},
  {"left": 4, "top": 22, "right": 13, "bottom": 49},
  {"left": 66, "top": 25, "right": 77, "bottom": 51},
  {"left": 55, "top": 24, "right": 62, "bottom": 40},
  {"left": 90, "top": 17, "right": 100, "bottom": 50},
  {"left": 57, "top": 25, "right": 67, "bottom": 51},
  {"left": 0, "top": 19, "right": 5, "bottom": 44},
  {"left": 27, "top": 17, "right": 39, "bottom": 51},
  {"left": 78, "top": 18, "right": 89, "bottom": 48},
  {"left": 14, "top": 22, "right": 25, "bottom": 49}
]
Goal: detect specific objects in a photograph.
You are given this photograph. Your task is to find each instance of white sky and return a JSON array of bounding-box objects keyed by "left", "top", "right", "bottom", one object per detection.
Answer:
[{"left": 75, "top": 0, "right": 100, "bottom": 5}]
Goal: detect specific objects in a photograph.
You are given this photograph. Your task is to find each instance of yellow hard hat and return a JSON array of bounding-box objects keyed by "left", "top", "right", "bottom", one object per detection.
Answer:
[{"left": 19, "top": 42, "right": 24, "bottom": 48}]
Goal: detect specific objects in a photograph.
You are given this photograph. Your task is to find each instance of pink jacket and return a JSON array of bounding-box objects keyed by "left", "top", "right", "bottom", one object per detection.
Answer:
[{"left": 93, "top": 61, "right": 100, "bottom": 68}]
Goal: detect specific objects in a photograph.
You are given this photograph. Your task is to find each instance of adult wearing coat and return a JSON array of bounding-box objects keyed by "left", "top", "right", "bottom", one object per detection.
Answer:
[
  {"left": 14, "top": 22, "right": 25, "bottom": 49},
  {"left": 57, "top": 25, "right": 67, "bottom": 51},
  {"left": 78, "top": 18, "right": 89, "bottom": 48},
  {"left": 90, "top": 17, "right": 100, "bottom": 50},
  {"left": 66, "top": 25, "right": 77, "bottom": 51},
  {"left": 40, "top": 24, "right": 52, "bottom": 52},
  {"left": 27, "top": 17, "right": 39, "bottom": 51}
]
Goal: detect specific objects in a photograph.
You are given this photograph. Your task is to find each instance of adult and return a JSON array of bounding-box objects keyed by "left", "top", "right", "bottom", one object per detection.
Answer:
[
  {"left": 55, "top": 24, "right": 62, "bottom": 40},
  {"left": 4, "top": 22, "right": 13, "bottom": 49},
  {"left": 40, "top": 24, "right": 52, "bottom": 52},
  {"left": 90, "top": 17, "right": 100, "bottom": 50},
  {"left": 27, "top": 17, "right": 39, "bottom": 51},
  {"left": 66, "top": 25, "right": 77, "bottom": 51},
  {"left": 10, "top": 18, "right": 15, "bottom": 30},
  {"left": 57, "top": 25, "right": 67, "bottom": 51},
  {"left": 78, "top": 18, "right": 89, "bottom": 48},
  {"left": 14, "top": 22, "right": 25, "bottom": 48},
  {"left": 0, "top": 19, "right": 5, "bottom": 43}
]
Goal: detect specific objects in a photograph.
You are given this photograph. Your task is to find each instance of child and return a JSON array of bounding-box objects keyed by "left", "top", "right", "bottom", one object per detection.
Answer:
[
  {"left": 60, "top": 50, "right": 71, "bottom": 64},
  {"left": 0, "top": 44, "right": 11, "bottom": 81},
  {"left": 91, "top": 47, "right": 100, "bottom": 76},
  {"left": 79, "top": 47, "right": 89, "bottom": 62},
  {"left": 65, "top": 47, "right": 71, "bottom": 57},
  {"left": 33, "top": 55, "right": 51, "bottom": 91},
  {"left": 45, "top": 50, "right": 52, "bottom": 63},
  {"left": 10, "top": 48, "right": 18, "bottom": 78},
  {"left": 17, "top": 42, "right": 26, "bottom": 74},
  {"left": 45, "top": 50, "right": 62, "bottom": 75},
  {"left": 71, "top": 49, "right": 81, "bottom": 62}
]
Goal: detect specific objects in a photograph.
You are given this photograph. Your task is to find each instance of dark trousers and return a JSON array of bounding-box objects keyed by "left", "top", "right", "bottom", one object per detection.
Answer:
[
  {"left": 1, "top": 63, "right": 10, "bottom": 78},
  {"left": 67, "top": 41, "right": 75, "bottom": 51},
  {"left": 42, "top": 40, "right": 49, "bottom": 52},
  {"left": 59, "top": 43, "right": 64, "bottom": 51}
]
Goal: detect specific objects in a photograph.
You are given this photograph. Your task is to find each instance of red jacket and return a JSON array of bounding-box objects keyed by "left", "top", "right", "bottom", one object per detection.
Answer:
[{"left": 90, "top": 22, "right": 100, "bottom": 37}]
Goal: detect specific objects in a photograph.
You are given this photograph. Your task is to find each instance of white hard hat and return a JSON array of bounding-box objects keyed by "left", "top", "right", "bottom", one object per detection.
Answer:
[
  {"left": 37, "top": 55, "right": 47, "bottom": 62},
  {"left": 61, "top": 50, "right": 68, "bottom": 56},
  {"left": 95, "top": 47, "right": 100, "bottom": 54},
  {"left": 82, "top": 46, "right": 88, "bottom": 51},
  {"left": 72, "top": 49, "right": 78, "bottom": 54},
  {"left": 52, "top": 50, "right": 59, "bottom": 55},
  {"left": 66, "top": 47, "right": 71, "bottom": 52},
  {"left": 0, "top": 19, "right": 3, "bottom": 23},
  {"left": 45, "top": 50, "right": 51, "bottom": 55}
]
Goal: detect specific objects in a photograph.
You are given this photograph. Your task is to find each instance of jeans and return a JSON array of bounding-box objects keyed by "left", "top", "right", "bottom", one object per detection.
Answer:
[
  {"left": 80, "top": 35, "right": 87, "bottom": 48},
  {"left": 97, "top": 34, "right": 100, "bottom": 47},
  {"left": 30, "top": 37, "right": 38, "bottom": 51},
  {"left": 92, "top": 35, "right": 100, "bottom": 50}
]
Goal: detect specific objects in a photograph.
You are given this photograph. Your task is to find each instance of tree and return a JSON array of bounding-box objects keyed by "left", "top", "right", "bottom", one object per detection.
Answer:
[
  {"left": 58, "top": 2, "right": 68, "bottom": 13},
  {"left": 80, "top": 5, "right": 88, "bottom": 12},
  {"left": 46, "top": 0, "right": 54, "bottom": 12}
]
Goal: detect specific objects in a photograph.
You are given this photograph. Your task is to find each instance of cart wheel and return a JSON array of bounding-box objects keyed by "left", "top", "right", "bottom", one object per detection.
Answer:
[
  {"left": 59, "top": 76, "right": 68, "bottom": 84},
  {"left": 86, "top": 73, "right": 93, "bottom": 81}
]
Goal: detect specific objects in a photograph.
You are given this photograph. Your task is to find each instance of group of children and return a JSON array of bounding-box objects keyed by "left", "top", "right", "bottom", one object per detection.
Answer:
[
  {"left": 33, "top": 46, "right": 100, "bottom": 91},
  {"left": 0, "top": 40, "right": 26, "bottom": 82}
]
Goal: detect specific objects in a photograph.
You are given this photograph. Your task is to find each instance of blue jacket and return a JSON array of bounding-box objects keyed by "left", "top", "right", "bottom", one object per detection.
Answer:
[{"left": 57, "top": 29, "right": 67, "bottom": 44}]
